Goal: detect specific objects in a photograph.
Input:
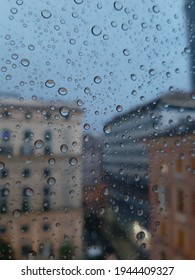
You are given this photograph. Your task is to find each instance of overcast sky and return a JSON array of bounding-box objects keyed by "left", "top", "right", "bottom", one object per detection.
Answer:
[{"left": 0, "top": 0, "right": 191, "bottom": 134}]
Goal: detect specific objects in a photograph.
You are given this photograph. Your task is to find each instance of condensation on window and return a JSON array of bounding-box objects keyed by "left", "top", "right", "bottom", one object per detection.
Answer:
[{"left": 0, "top": 0, "right": 194, "bottom": 260}]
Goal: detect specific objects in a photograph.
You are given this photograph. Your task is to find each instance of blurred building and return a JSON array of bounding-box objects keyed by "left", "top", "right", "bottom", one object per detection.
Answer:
[
  {"left": 148, "top": 93, "right": 195, "bottom": 259},
  {"left": 102, "top": 91, "right": 195, "bottom": 259},
  {"left": 185, "top": 0, "right": 195, "bottom": 90},
  {"left": 0, "top": 94, "right": 83, "bottom": 259}
]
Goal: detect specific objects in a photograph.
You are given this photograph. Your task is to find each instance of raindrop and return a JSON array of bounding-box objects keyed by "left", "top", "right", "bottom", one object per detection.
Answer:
[
  {"left": 21, "top": 58, "right": 30, "bottom": 67},
  {"left": 116, "top": 105, "right": 123, "bottom": 112},
  {"left": 16, "top": 0, "right": 23, "bottom": 5},
  {"left": 11, "top": 8, "right": 18, "bottom": 14},
  {"left": 152, "top": 5, "right": 160, "bottom": 13},
  {"left": 28, "top": 251, "right": 37, "bottom": 259},
  {"left": 84, "top": 123, "right": 90, "bottom": 130},
  {"left": 3, "top": 188, "right": 10, "bottom": 196},
  {"left": 94, "top": 76, "right": 102, "bottom": 84},
  {"left": 123, "top": 49, "right": 130, "bottom": 56},
  {"left": 124, "top": 194, "right": 129, "bottom": 201},
  {"left": 1, "top": 66, "right": 7, "bottom": 72},
  {"left": 184, "top": 47, "right": 191, "bottom": 54},
  {"left": 91, "top": 25, "right": 102, "bottom": 36},
  {"left": 11, "top": 53, "right": 18, "bottom": 60},
  {"left": 103, "top": 125, "right": 112, "bottom": 134},
  {"left": 103, "top": 187, "right": 108, "bottom": 195},
  {"left": 69, "top": 157, "right": 78, "bottom": 166},
  {"left": 58, "top": 87, "right": 68, "bottom": 95},
  {"left": 28, "top": 44, "right": 35, "bottom": 51},
  {"left": 137, "top": 208, "right": 144, "bottom": 216},
  {"left": 112, "top": 205, "right": 119, "bottom": 213},
  {"left": 34, "top": 140, "right": 44, "bottom": 149},
  {"left": 6, "top": 74, "right": 12, "bottom": 80},
  {"left": 77, "top": 99, "right": 83, "bottom": 106},
  {"left": 60, "top": 144, "right": 68, "bottom": 153},
  {"left": 59, "top": 106, "right": 70, "bottom": 117},
  {"left": 152, "top": 185, "right": 158, "bottom": 192},
  {"left": 113, "top": 1, "right": 123, "bottom": 11},
  {"left": 156, "top": 24, "right": 162, "bottom": 31},
  {"left": 49, "top": 254, "right": 55, "bottom": 260},
  {"left": 47, "top": 177, "right": 56, "bottom": 186},
  {"left": 45, "top": 79, "right": 55, "bottom": 88},
  {"left": 111, "top": 21, "right": 117, "bottom": 28},
  {"left": 13, "top": 209, "right": 21, "bottom": 218},
  {"left": 74, "top": 0, "right": 83, "bottom": 4},
  {"left": 136, "top": 231, "right": 145, "bottom": 241},
  {"left": 97, "top": 3, "right": 102, "bottom": 9},
  {"left": 48, "top": 158, "right": 55, "bottom": 165},
  {"left": 100, "top": 208, "right": 105, "bottom": 214},
  {"left": 191, "top": 93, "right": 195, "bottom": 100},
  {"left": 0, "top": 162, "right": 5, "bottom": 170},
  {"left": 131, "top": 90, "right": 137, "bottom": 96},
  {"left": 84, "top": 87, "right": 91, "bottom": 94},
  {"left": 25, "top": 188, "right": 34, "bottom": 196},
  {"left": 41, "top": 10, "right": 52, "bottom": 19},
  {"left": 130, "top": 74, "right": 137, "bottom": 81},
  {"left": 149, "top": 69, "right": 155, "bottom": 76}
]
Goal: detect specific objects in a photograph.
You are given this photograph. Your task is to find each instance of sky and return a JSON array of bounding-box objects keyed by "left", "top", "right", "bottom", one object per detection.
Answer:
[{"left": 0, "top": 0, "right": 191, "bottom": 134}]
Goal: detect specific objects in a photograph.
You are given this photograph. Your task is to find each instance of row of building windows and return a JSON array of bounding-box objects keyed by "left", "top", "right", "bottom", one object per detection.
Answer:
[
  {"left": 0, "top": 186, "right": 51, "bottom": 214},
  {"left": 0, "top": 168, "right": 51, "bottom": 179},
  {"left": 0, "top": 130, "right": 52, "bottom": 143}
]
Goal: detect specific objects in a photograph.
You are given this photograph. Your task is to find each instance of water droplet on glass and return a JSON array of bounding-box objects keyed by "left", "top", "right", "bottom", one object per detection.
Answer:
[
  {"left": 69, "top": 157, "right": 78, "bottom": 166},
  {"left": 45, "top": 79, "right": 55, "bottom": 88},
  {"left": 116, "top": 105, "right": 123, "bottom": 112},
  {"left": 112, "top": 205, "right": 119, "bottom": 213},
  {"left": 58, "top": 87, "right": 68, "bottom": 95},
  {"left": 11, "top": 53, "right": 18, "bottom": 60},
  {"left": 103, "top": 125, "right": 112, "bottom": 134},
  {"left": 16, "top": 0, "right": 23, "bottom": 5},
  {"left": 149, "top": 69, "right": 155, "bottom": 76},
  {"left": 84, "top": 123, "right": 90, "bottom": 130},
  {"left": 1, "top": 66, "right": 7, "bottom": 72},
  {"left": 11, "top": 8, "right": 18, "bottom": 14},
  {"left": 123, "top": 49, "right": 130, "bottom": 56},
  {"left": 137, "top": 208, "right": 144, "bottom": 216},
  {"left": 153, "top": 5, "right": 160, "bottom": 13},
  {"left": 94, "top": 76, "right": 102, "bottom": 84},
  {"left": 111, "top": 21, "right": 117, "bottom": 28},
  {"left": 136, "top": 231, "right": 145, "bottom": 241},
  {"left": 74, "top": 0, "right": 83, "bottom": 4},
  {"left": 103, "top": 187, "right": 108, "bottom": 195},
  {"left": 59, "top": 106, "right": 70, "bottom": 117},
  {"left": 131, "top": 90, "right": 137, "bottom": 96},
  {"left": 77, "top": 99, "right": 83, "bottom": 106},
  {"left": 28, "top": 44, "right": 35, "bottom": 51},
  {"left": 13, "top": 209, "right": 21, "bottom": 218},
  {"left": 114, "top": 1, "right": 123, "bottom": 11},
  {"left": 25, "top": 188, "right": 34, "bottom": 196},
  {"left": 21, "top": 59, "right": 30, "bottom": 67},
  {"left": 49, "top": 254, "right": 55, "bottom": 259},
  {"left": 97, "top": 3, "right": 102, "bottom": 9},
  {"left": 130, "top": 74, "right": 137, "bottom": 81},
  {"left": 91, "top": 25, "right": 102, "bottom": 36},
  {"left": 60, "top": 144, "right": 68, "bottom": 153},
  {"left": 100, "top": 207, "right": 105, "bottom": 214},
  {"left": 28, "top": 251, "right": 37, "bottom": 259},
  {"left": 191, "top": 93, "right": 195, "bottom": 100},
  {"left": 184, "top": 47, "right": 191, "bottom": 54},
  {"left": 0, "top": 162, "right": 5, "bottom": 170},
  {"left": 48, "top": 158, "right": 55, "bottom": 165},
  {"left": 34, "top": 140, "right": 44, "bottom": 149},
  {"left": 41, "top": 10, "right": 52, "bottom": 19},
  {"left": 47, "top": 177, "right": 56, "bottom": 186}
]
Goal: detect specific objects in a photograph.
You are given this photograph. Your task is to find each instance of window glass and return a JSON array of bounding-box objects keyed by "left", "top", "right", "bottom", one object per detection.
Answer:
[{"left": 0, "top": 0, "right": 194, "bottom": 260}]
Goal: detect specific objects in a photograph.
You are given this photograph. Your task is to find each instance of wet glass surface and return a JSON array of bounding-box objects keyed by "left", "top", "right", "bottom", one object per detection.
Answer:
[{"left": 0, "top": 0, "right": 194, "bottom": 259}]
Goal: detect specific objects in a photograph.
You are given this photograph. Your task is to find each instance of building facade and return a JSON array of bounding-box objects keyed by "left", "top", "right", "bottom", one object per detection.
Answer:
[{"left": 0, "top": 96, "right": 83, "bottom": 259}]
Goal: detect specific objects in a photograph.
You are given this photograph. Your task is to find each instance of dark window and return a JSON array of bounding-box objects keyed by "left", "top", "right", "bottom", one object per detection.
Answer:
[
  {"left": 21, "top": 225, "right": 29, "bottom": 233},
  {"left": 0, "top": 226, "right": 6, "bottom": 233},
  {"left": 43, "top": 186, "right": 50, "bottom": 211},
  {"left": 43, "top": 168, "right": 51, "bottom": 177},
  {"left": 43, "top": 223, "right": 50, "bottom": 232},
  {"left": 23, "top": 130, "right": 33, "bottom": 142},
  {"left": 45, "top": 131, "right": 52, "bottom": 142},
  {"left": 21, "top": 245, "right": 32, "bottom": 256},
  {"left": 0, "top": 129, "right": 10, "bottom": 141},
  {"left": 0, "top": 169, "right": 9, "bottom": 179},
  {"left": 44, "top": 146, "right": 52, "bottom": 155},
  {"left": 22, "top": 188, "right": 29, "bottom": 213},
  {"left": 22, "top": 169, "right": 31, "bottom": 178}
]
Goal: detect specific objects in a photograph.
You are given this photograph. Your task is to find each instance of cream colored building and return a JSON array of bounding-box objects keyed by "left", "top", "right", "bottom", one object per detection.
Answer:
[{"left": 0, "top": 95, "right": 83, "bottom": 259}]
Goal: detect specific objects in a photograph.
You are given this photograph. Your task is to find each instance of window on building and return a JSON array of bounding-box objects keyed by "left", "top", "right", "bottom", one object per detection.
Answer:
[
  {"left": 177, "top": 189, "right": 184, "bottom": 213},
  {"left": 22, "top": 188, "right": 30, "bottom": 213},
  {"left": 22, "top": 169, "right": 31, "bottom": 178},
  {"left": 43, "top": 186, "right": 50, "bottom": 211},
  {"left": 177, "top": 229, "right": 185, "bottom": 251},
  {"left": 176, "top": 159, "right": 182, "bottom": 173},
  {"left": 43, "top": 168, "right": 51, "bottom": 177},
  {"left": 23, "top": 130, "right": 33, "bottom": 142}
]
